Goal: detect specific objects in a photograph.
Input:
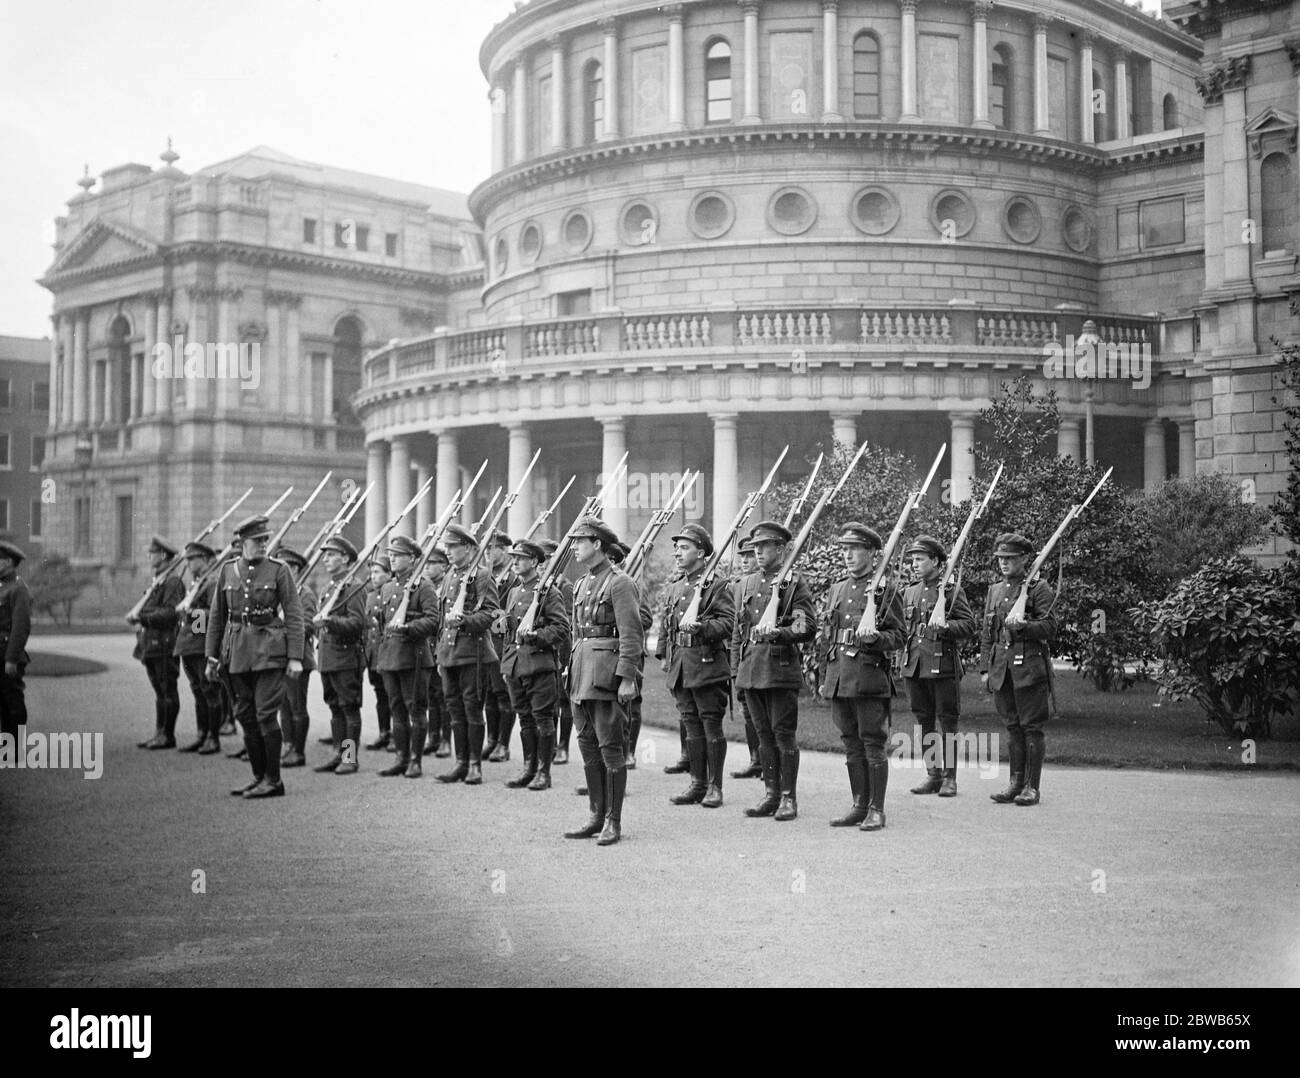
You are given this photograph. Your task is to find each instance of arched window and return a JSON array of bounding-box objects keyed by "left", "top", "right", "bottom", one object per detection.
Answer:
[
  {"left": 332, "top": 316, "right": 364, "bottom": 426},
  {"left": 1162, "top": 93, "right": 1178, "bottom": 130},
  {"left": 1093, "top": 67, "right": 1107, "bottom": 139},
  {"left": 107, "top": 315, "right": 130, "bottom": 424},
  {"left": 583, "top": 60, "right": 604, "bottom": 143},
  {"left": 706, "top": 39, "right": 732, "bottom": 123},
  {"left": 991, "top": 45, "right": 1013, "bottom": 130},
  {"left": 1262, "top": 152, "right": 1296, "bottom": 253},
  {"left": 853, "top": 32, "right": 881, "bottom": 119}
]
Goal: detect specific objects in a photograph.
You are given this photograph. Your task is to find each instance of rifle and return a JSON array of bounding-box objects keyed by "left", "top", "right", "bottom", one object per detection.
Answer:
[
  {"left": 1005, "top": 466, "right": 1113, "bottom": 623},
  {"left": 295, "top": 481, "right": 373, "bottom": 587},
  {"left": 929, "top": 462, "right": 1004, "bottom": 629},
  {"left": 130, "top": 486, "right": 254, "bottom": 621},
  {"left": 856, "top": 444, "right": 947, "bottom": 640},
  {"left": 175, "top": 486, "right": 294, "bottom": 613},
  {"left": 550, "top": 452, "right": 629, "bottom": 579},
  {"left": 268, "top": 472, "right": 332, "bottom": 558},
  {"left": 622, "top": 470, "right": 699, "bottom": 582},
  {"left": 752, "top": 440, "right": 871, "bottom": 640},
  {"left": 679, "top": 446, "right": 788, "bottom": 627},
  {"left": 783, "top": 452, "right": 823, "bottom": 529},
  {"left": 523, "top": 475, "right": 576, "bottom": 540},
  {"left": 471, "top": 487, "right": 503, "bottom": 538},
  {"left": 300, "top": 480, "right": 367, "bottom": 563}
]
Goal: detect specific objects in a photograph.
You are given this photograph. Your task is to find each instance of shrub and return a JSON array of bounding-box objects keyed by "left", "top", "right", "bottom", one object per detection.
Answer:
[
  {"left": 1138, "top": 474, "right": 1269, "bottom": 585},
  {"left": 26, "top": 553, "right": 97, "bottom": 627}
]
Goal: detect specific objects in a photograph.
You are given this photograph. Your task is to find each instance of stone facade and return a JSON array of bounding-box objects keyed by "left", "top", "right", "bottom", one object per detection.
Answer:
[{"left": 0, "top": 335, "right": 51, "bottom": 561}]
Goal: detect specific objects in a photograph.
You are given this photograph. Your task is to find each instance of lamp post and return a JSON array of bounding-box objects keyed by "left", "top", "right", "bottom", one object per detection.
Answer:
[{"left": 1078, "top": 319, "right": 1101, "bottom": 468}]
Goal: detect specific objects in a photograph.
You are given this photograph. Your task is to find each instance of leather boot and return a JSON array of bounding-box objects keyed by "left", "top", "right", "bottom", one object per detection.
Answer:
[
  {"left": 669, "top": 738, "right": 707, "bottom": 805},
  {"left": 732, "top": 751, "right": 762, "bottom": 780},
  {"left": 564, "top": 763, "right": 606, "bottom": 838},
  {"left": 624, "top": 711, "right": 641, "bottom": 769},
  {"left": 178, "top": 736, "right": 205, "bottom": 753},
  {"left": 379, "top": 723, "right": 410, "bottom": 777},
  {"left": 406, "top": 720, "right": 425, "bottom": 778},
  {"left": 490, "top": 712, "right": 514, "bottom": 762},
  {"left": 243, "top": 778, "right": 285, "bottom": 799},
  {"left": 507, "top": 729, "right": 538, "bottom": 788},
  {"left": 366, "top": 731, "right": 391, "bottom": 751},
  {"left": 230, "top": 777, "right": 262, "bottom": 796},
  {"left": 437, "top": 727, "right": 469, "bottom": 782},
  {"left": 911, "top": 767, "right": 943, "bottom": 795},
  {"left": 314, "top": 753, "right": 342, "bottom": 773},
  {"left": 434, "top": 736, "right": 451, "bottom": 758},
  {"left": 991, "top": 734, "right": 1026, "bottom": 803},
  {"left": 480, "top": 732, "right": 499, "bottom": 762},
  {"left": 465, "top": 726, "right": 485, "bottom": 785},
  {"left": 1015, "top": 731, "right": 1044, "bottom": 806},
  {"left": 830, "top": 760, "right": 869, "bottom": 827},
  {"left": 701, "top": 739, "right": 725, "bottom": 808},
  {"left": 528, "top": 730, "right": 554, "bottom": 790},
  {"left": 198, "top": 736, "right": 221, "bottom": 755},
  {"left": 664, "top": 722, "right": 689, "bottom": 773},
  {"left": 281, "top": 749, "right": 306, "bottom": 768},
  {"left": 597, "top": 766, "right": 626, "bottom": 845},
  {"left": 744, "top": 746, "right": 781, "bottom": 817},
  {"left": 774, "top": 748, "right": 799, "bottom": 821},
  {"left": 938, "top": 768, "right": 957, "bottom": 797},
  {"left": 860, "top": 760, "right": 888, "bottom": 831}
]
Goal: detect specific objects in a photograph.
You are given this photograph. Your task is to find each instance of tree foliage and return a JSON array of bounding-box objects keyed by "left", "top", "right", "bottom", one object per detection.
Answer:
[
  {"left": 26, "top": 552, "right": 97, "bottom": 626},
  {"left": 1270, "top": 336, "right": 1300, "bottom": 554},
  {"left": 1138, "top": 474, "right": 1270, "bottom": 586}
]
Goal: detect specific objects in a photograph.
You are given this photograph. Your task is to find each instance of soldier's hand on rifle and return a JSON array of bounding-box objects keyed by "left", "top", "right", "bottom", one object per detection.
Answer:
[
  {"left": 855, "top": 629, "right": 879, "bottom": 645},
  {"left": 445, "top": 612, "right": 463, "bottom": 628},
  {"left": 125, "top": 613, "right": 139, "bottom": 625},
  {"left": 518, "top": 629, "right": 537, "bottom": 644},
  {"left": 286, "top": 659, "right": 304, "bottom": 679},
  {"left": 205, "top": 657, "right": 220, "bottom": 683},
  {"left": 752, "top": 625, "right": 775, "bottom": 643},
  {"left": 1004, "top": 612, "right": 1025, "bottom": 630},
  {"left": 5, "top": 662, "right": 17, "bottom": 678},
  {"left": 680, "top": 616, "right": 700, "bottom": 632},
  {"left": 617, "top": 676, "right": 637, "bottom": 704}
]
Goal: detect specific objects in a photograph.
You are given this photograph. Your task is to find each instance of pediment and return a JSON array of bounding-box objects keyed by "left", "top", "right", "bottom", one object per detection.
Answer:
[
  {"left": 1246, "top": 107, "right": 1298, "bottom": 157},
  {"left": 45, "top": 218, "right": 161, "bottom": 277}
]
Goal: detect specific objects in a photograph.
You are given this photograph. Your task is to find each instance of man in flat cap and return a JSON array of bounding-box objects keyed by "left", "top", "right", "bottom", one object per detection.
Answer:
[
  {"left": 659, "top": 523, "right": 735, "bottom": 808},
  {"left": 482, "top": 529, "right": 518, "bottom": 763},
  {"left": 312, "top": 536, "right": 368, "bottom": 775},
  {"left": 205, "top": 515, "right": 305, "bottom": 798},
  {"left": 435, "top": 523, "right": 500, "bottom": 784},
  {"left": 979, "top": 533, "right": 1058, "bottom": 806},
  {"left": 729, "top": 535, "right": 762, "bottom": 780},
  {"left": 563, "top": 517, "right": 643, "bottom": 846},
  {"left": 731, "top": 520, "right": 815, "bottom": 822},
  {"left": 128, "top": 535, "right": 186, "bottom": 749},
  {"left": 421, "top": 548, "right": 450, "bottom": 757},
  {"left": 173, "top": 541, "right": 225, "bottom": 754},
  {"left": 375, "top": 533, "right": 440, "bottom": 778},
  {"left": 0, "top": 539, "right": 32, "bottom": 737},
  {"left": 901, "top": 535, "right": 977, "bottom": 798},
  {"left": 500, "top": 539, "right": 570, "bottom": 791},
  {"left": 819, "top": 523, "right": 907, "bottom": 831},
  {"left": 275, "top": 548, "right": 317, "bottom": 768},
  {"left": 539, "top": 537, "right": 576, "bottom": 765},
  {"left": 362, "top": 555, "right": 394, "bottom": 752}
]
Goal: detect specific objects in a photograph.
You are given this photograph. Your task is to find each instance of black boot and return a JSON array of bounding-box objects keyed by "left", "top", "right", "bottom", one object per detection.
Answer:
[
  {"left": 597, "top": 766, "right": 626, "bottom": 846},
  {"left": 490, "top": 710, "right": 514, "bottom": 762},
  {"left": 465, "top": 726, "right": 485, "bottom": 784},
  {"left": 406, "top": 720, "right": 426, "bottom": 778},
  {"left": 507, "top": 729, "right": 538, "bottom": 788},
  {"left": 663, "top": 722, "right": 689, "bottom": 773},
  {"left": 669, "top": 738, "right": 707, "bottom": 805},
  {"left": 991, "top": 732, "right": 1026, "bottom": 803},
  {"left": 938, "top": 768, "right": 957, "bottom": 797},
  {"left": 774, "top": 748, "right": 799, "bottom": 821},
  {"left": 744, "top": 746, "right": 781, "bottom": 817},
  {"left": 701, "top": 739, "right": 725, "bottom": 808},
  {"left": 366, "top": 731, "right": 391, "bottom": 751},
  {"left": 830, "top": 760, "right": 869, "bottom": 827},
  {"left": 438, "top": 727, "right": 469, "bottom": 783},
  {"left": 911, "top": 767, "right": 944, "bottom": 795},
  {"left": 1015, "top": 731, "right": 1044, "bottom": 806},
  {"left": 732, "top": 751, "right": 762, "bottom": 780},
  {"left": 379, "top": 723, "right": 410, "bottom": 777},
  {"left": 528, "top": 730, "right": 554, "bottom": 790},
  {"left": 313, "top": 753, "right": 342, "bottom": 773},
  {"left": 624, "top": 710, "right": 641, "bottom": 769},
  {"left": 860, "top": 760, "right": 889, "bottom": 831},
  {"left": 564, "top": 763, "right": 606, "bottom": 838}
]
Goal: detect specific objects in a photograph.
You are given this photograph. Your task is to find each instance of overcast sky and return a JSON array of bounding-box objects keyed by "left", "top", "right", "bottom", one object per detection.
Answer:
[{"left": 1, "top": 0, "right": 1162, "bottom": 341}]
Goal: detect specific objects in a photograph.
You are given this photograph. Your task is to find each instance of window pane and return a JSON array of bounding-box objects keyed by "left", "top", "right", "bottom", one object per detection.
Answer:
[{"left": 1140, "top": 197, "right": 1185, "bottom": 248}]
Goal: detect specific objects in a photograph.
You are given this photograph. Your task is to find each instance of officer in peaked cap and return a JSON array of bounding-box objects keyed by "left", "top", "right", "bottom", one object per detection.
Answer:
[
  {"left": 901, "top": 534, "right": 976, "bottom": 801},
  {"left": 421, "top": 546, "right": 450, "bottom": 757},
  {"left": 129, "top": 534, "right": 185, "bottom": 749},
  {"left": 274, "top": 548, "right": 317, "bottom": 769},
  {"left": 482, "top": 529, "right": 519, "bottom": 764},
  {"left": 174, "top": 541, "right": 224, "bottom": 755},
  {"left": 361, "top": 554, "right": 395, "bottom": 751},
  {"left": 730, "top": 534, "right": 762, "bottom": 779},
  {"left": 0, "top": 538, "right": 32, "bottom": 738},
  {"left": 205, "top": 514, "right": 305, "bottom": 798},
  {"left": 980, "top": 532, "right": 1057, "bottom": 807},
  {"left": 311, "top": 533, "right": 367, "bottom": 775}
]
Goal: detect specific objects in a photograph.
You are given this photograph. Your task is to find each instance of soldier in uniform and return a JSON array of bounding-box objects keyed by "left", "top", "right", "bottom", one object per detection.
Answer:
[
  {"left": 312, "top": 536, "right": 368, "bottom": 775},
  {"left": 901, "top": 534, "right": 976, "bottom": 797},
  {"left": 362, "top": 556, "right": 394, "bottom": 752},
  {"left": 608, "top": 540, "right": 652, "bottom": 770},
  {"left": 500, "top": 539, "right": 570, "bottom": 790},
  {"left": 434, "top": 524, "right": 500, "bottom": 784},
  {"left": 482, "top": 530, "right": 517, "bottom": 763},
  {"left": 375, "top": 534, "right": 439, "bottom": 778},
  {"left": 730, "top": 536, "right": 762, "bottom": 779},
  {"left": 205, "top": 515, "right": 305, "bottom": 798},
  {"left": 539, "top": 537, "right": 575, "bottom": 765},
  {"left": 276, "top": 548, "right": 317, "bottom": 768},
  {"left": 174, "top": 542, "right": 224, "bottom": 755},
  {"left": 562, "top": 518, "right": 644, "bottom": 846},
  {"left": 979, "top": 533, "right": 1058, "bottom": 807},
  {"left": 731, "top": 520, "right": 815, "bottom": 822},
  {"left": 0, "top": 539, "right": 32, "bottom": 738},
  {"left": 819, "top": 523, "right": 907, "bottom": 831},
  {"left": 421, "top": 549, "right": 451, "bottom": 757},
  {"left": 658, "top": 524, "right": 735, "bottom": 808},
  {"left": 129, "top": 536, "right": 185, "bottom": 749}
]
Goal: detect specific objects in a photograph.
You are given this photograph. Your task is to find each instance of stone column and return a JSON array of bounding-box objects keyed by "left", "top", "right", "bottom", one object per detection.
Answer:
[
  {"left": 1178, "top": 420, "right": 1196, "bottom": 478},
  {"left": 1143, "top": 418, "right": 1165, "bottom": 492},
  {"left": 739, "top": 1, "right": 761, "bottom": 124},
  {"left": 950, "top": 413, "right": 976, "bottom": 505},
  {"left": 830, "top": 411, "right": 858, "bottom": 447},
  {"left": 155, "top": 293, "right": 172, "bottom": 416},
  {"left": 821, "top": 1, "right": 843, "bottom": 122},
  {"left": 667, "top": 6, "right": 686, "bottom": 130},
  {"left": 388, "top": 436, "right": 413, "bottom": 537},
  {"left": 900, "top": 0, "right": 919, "bottom": 121},
  {"left": 711, "top": 413, "right": 740, "bottom": 538},
  {"left": 490, "top": 81, "right": 508, "bottom": 172},
  {"left": 436, "top": 429, "right": 460, "bottom": 518},
  {"left": 322, "top": 348, "right": 334, "bottom": 423},
  {"left": 1221, "top": 63, "right": 1252, "bottom": 284},
  {"left": 47, "top": 315, "right": 60, "bottom": 427},
  {"left": 141, "top": 303, "right": 157, "bottom": 418},
  {"left": 512, "top": 55, "right": 528, "bottom": 164},
  {"left": 127, "top": 348, "right": 139, "bottom": 421},
  {"left": 415, "top": 458, "right": 433, "bottom": 535},
  {"left": 60, "top": 313, "right": 75, "bottom": 425},
  {"left": 1114, "top": 51, "right": 1130, "bottom": 139},
  {"left": 1033, "top": 13, "right": 1051, "bottom": 136},
  {"left": 365, "top": 440, "right": 388, "bottom": 542},
  {"left": 187, "top": 287, "right": 209, "bottom": 413},
  {"left": 600, "top": 18, "right": 621, "bottom": 140},
  {"left": 972, "top": 0, "right": 993, "bottom": 128},
  {"left": 600, "top": 416, "right": 629, "bottom": 540},
  {"left": 265, "top": 302, "right": 282, "bottom": 414},
  {"left": 72, "top": 310, "right": 90, "bottom": 426},
  {"left": 550, "top": 36, "right": 567, "bottom": 150},
  {"left": 284, "top": 295, "right": 302, "bottom": 416},
  {"left": 91, "top": 361, "right": 103, "bottom": 427},
  {"left": 506, "top": 422, "right": 533, "bottom": 538},
  {"left": 1080, "top": 32, "right": 1095, "bottom": 144},
  {"left": 217, "top": 288, "right": 240, "bottom": 413},
  {"left": 1057, "top": 416, "right": 1082, "bottom": 460}
]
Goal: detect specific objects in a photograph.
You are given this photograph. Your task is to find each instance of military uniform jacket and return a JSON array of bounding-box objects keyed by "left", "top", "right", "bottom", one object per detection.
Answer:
[
  {"left": 205, "top": 556, "right": 305, "bottom": 674},
  {"left": 978, "top": 577, "right": 1058, "bottom": 690},
  {"left": 0, "top": 573, "right": 32, "bottom": 666},
  {"left": 819, "top": 575, "right": 907, "bottom": 698},
  {"left": 376, "top": 571, "right": 438, "bottom": 672},
  {"left": 435, "top": 564, "right": 499, "bottom": 667},
  {"left": 500, "top": 576, "right": 571, "bottom": 680},
  {"left": 316, "top": 575, "right": 367, "bottom": 674},
  {"left": 490, "top": 565, "right": 518, "bottom": 654},
  {"left": 173, "top": 574, "right": 216, "bottom": 658},
  {"left": 298, "top": 584, "right": 319, "bottom": 673},
  {"left": 900, "top": 578, "right": 976, "bottom": 680},
  {"left": 730, "top": 569, "right": 816, "bottom": 691},
  {"left": 135, "top": 572, "right": 185, "bottom": 660},
  {"left": 568, "top": 562, "right": 645, "bottom": 701},
  {"left": 658, "top": 567, "right": 734, "bottom": 690},
  {"left": 363, "top": 583, "right": 383, "bottom": 668}
]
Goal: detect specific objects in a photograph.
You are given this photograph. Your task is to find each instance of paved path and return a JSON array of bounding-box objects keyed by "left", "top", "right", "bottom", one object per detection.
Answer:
[{"left": 2, "top": 634, "right": 1297, "bottom": 987}]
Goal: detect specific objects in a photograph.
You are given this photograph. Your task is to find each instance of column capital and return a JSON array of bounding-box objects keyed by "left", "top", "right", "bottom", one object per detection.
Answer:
[
  {"left": 738, "top": 0, "right": 762, "bottom": 14},
  {"left": 664, "top": 2, "right": 685, "bottom": 21},
  {"left": 546, "top": 32, "right": 565, "bottom": 49},
  {"left": 1285, "top": 38, "right": 1300, "bottom": 75},
  {"left": 504, "top": 419, "right": 530, "bottom": 434},
  {"left": 598, "top": 15, "right": 618, "bottom": 35},
  {"left": 708, "top": 411, "right": 739, "bottom": 425},
  {"left": 600, "top": 414, "right": 626, "bottom": 431},
  {"left": 1034, "top": 12, "right": 1052, "bottom": 32},
  {"left": 821, "top": 0, "right": 839, "bottom": 13},
  {"left": 972, "top": 0, "right": 993, "bottom": 21},
  {"left": 1195, "top": 54, "right": 1251, "bottom": 105},
  {"left": 264, "top": 289, "right": 303, "bottom": 308},
  {"left": 900, "top": 0, "right": 918, "bottom": 13},
  {"left": 1080, "top": 30, "right": 1095, "bottom": 50},
  {"left": 949, "top": 411, "right": 977, "bottom": 429}
]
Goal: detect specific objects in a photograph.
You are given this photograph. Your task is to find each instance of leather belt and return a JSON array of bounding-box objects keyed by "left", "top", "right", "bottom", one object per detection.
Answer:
[
  {"left": 576, "top": 626, "right": 617, "bottom": 639},
  {"left": 835, "top": 628, "right": 857, "bottom": 644},
  {"left": 673, "top": 631, "right": 700, "bottom": 647}
]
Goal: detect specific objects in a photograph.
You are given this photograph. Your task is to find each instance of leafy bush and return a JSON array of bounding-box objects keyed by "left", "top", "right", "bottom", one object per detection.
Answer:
[
  {"left": 1138, "top": 474, "right": 1269, "bottom": 585},
  {"left": 27, "top": 552, "right": 97, "bottom": 627},
  {"left": 1270, "top": 334, "right": 1300, "bottom": 554}
]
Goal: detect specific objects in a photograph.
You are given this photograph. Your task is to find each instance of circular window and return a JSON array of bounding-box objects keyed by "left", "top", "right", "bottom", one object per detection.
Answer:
[
  {"left": 519, "top": 221, "right": 543, "bottom": 263},
  {"left": 768, "top": 186, "right": 817, "bottom": 236},
  {"left": 1002, "top": 196, "right": 1042, "bottom": 244},
  {"left": 562, "top": 210, "right": 592, "bottom": 253},
  {"left": 620, "top": 200, "right": 659, "bottom": 246},
  {"left": 1062, "top": 206, "right": 1095, "bottom": 252},
  {"left": 850, "top": 186, "right": 900, "bottom": 236},
  {"left": 493, "top": 235, "right": 508, "bottom": 276},
  {"left": 689, "top": 191, "right": 735, "bottom": 239},
  {"left": 930, "top": 189, "right": 976, "bottom": 238}
]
